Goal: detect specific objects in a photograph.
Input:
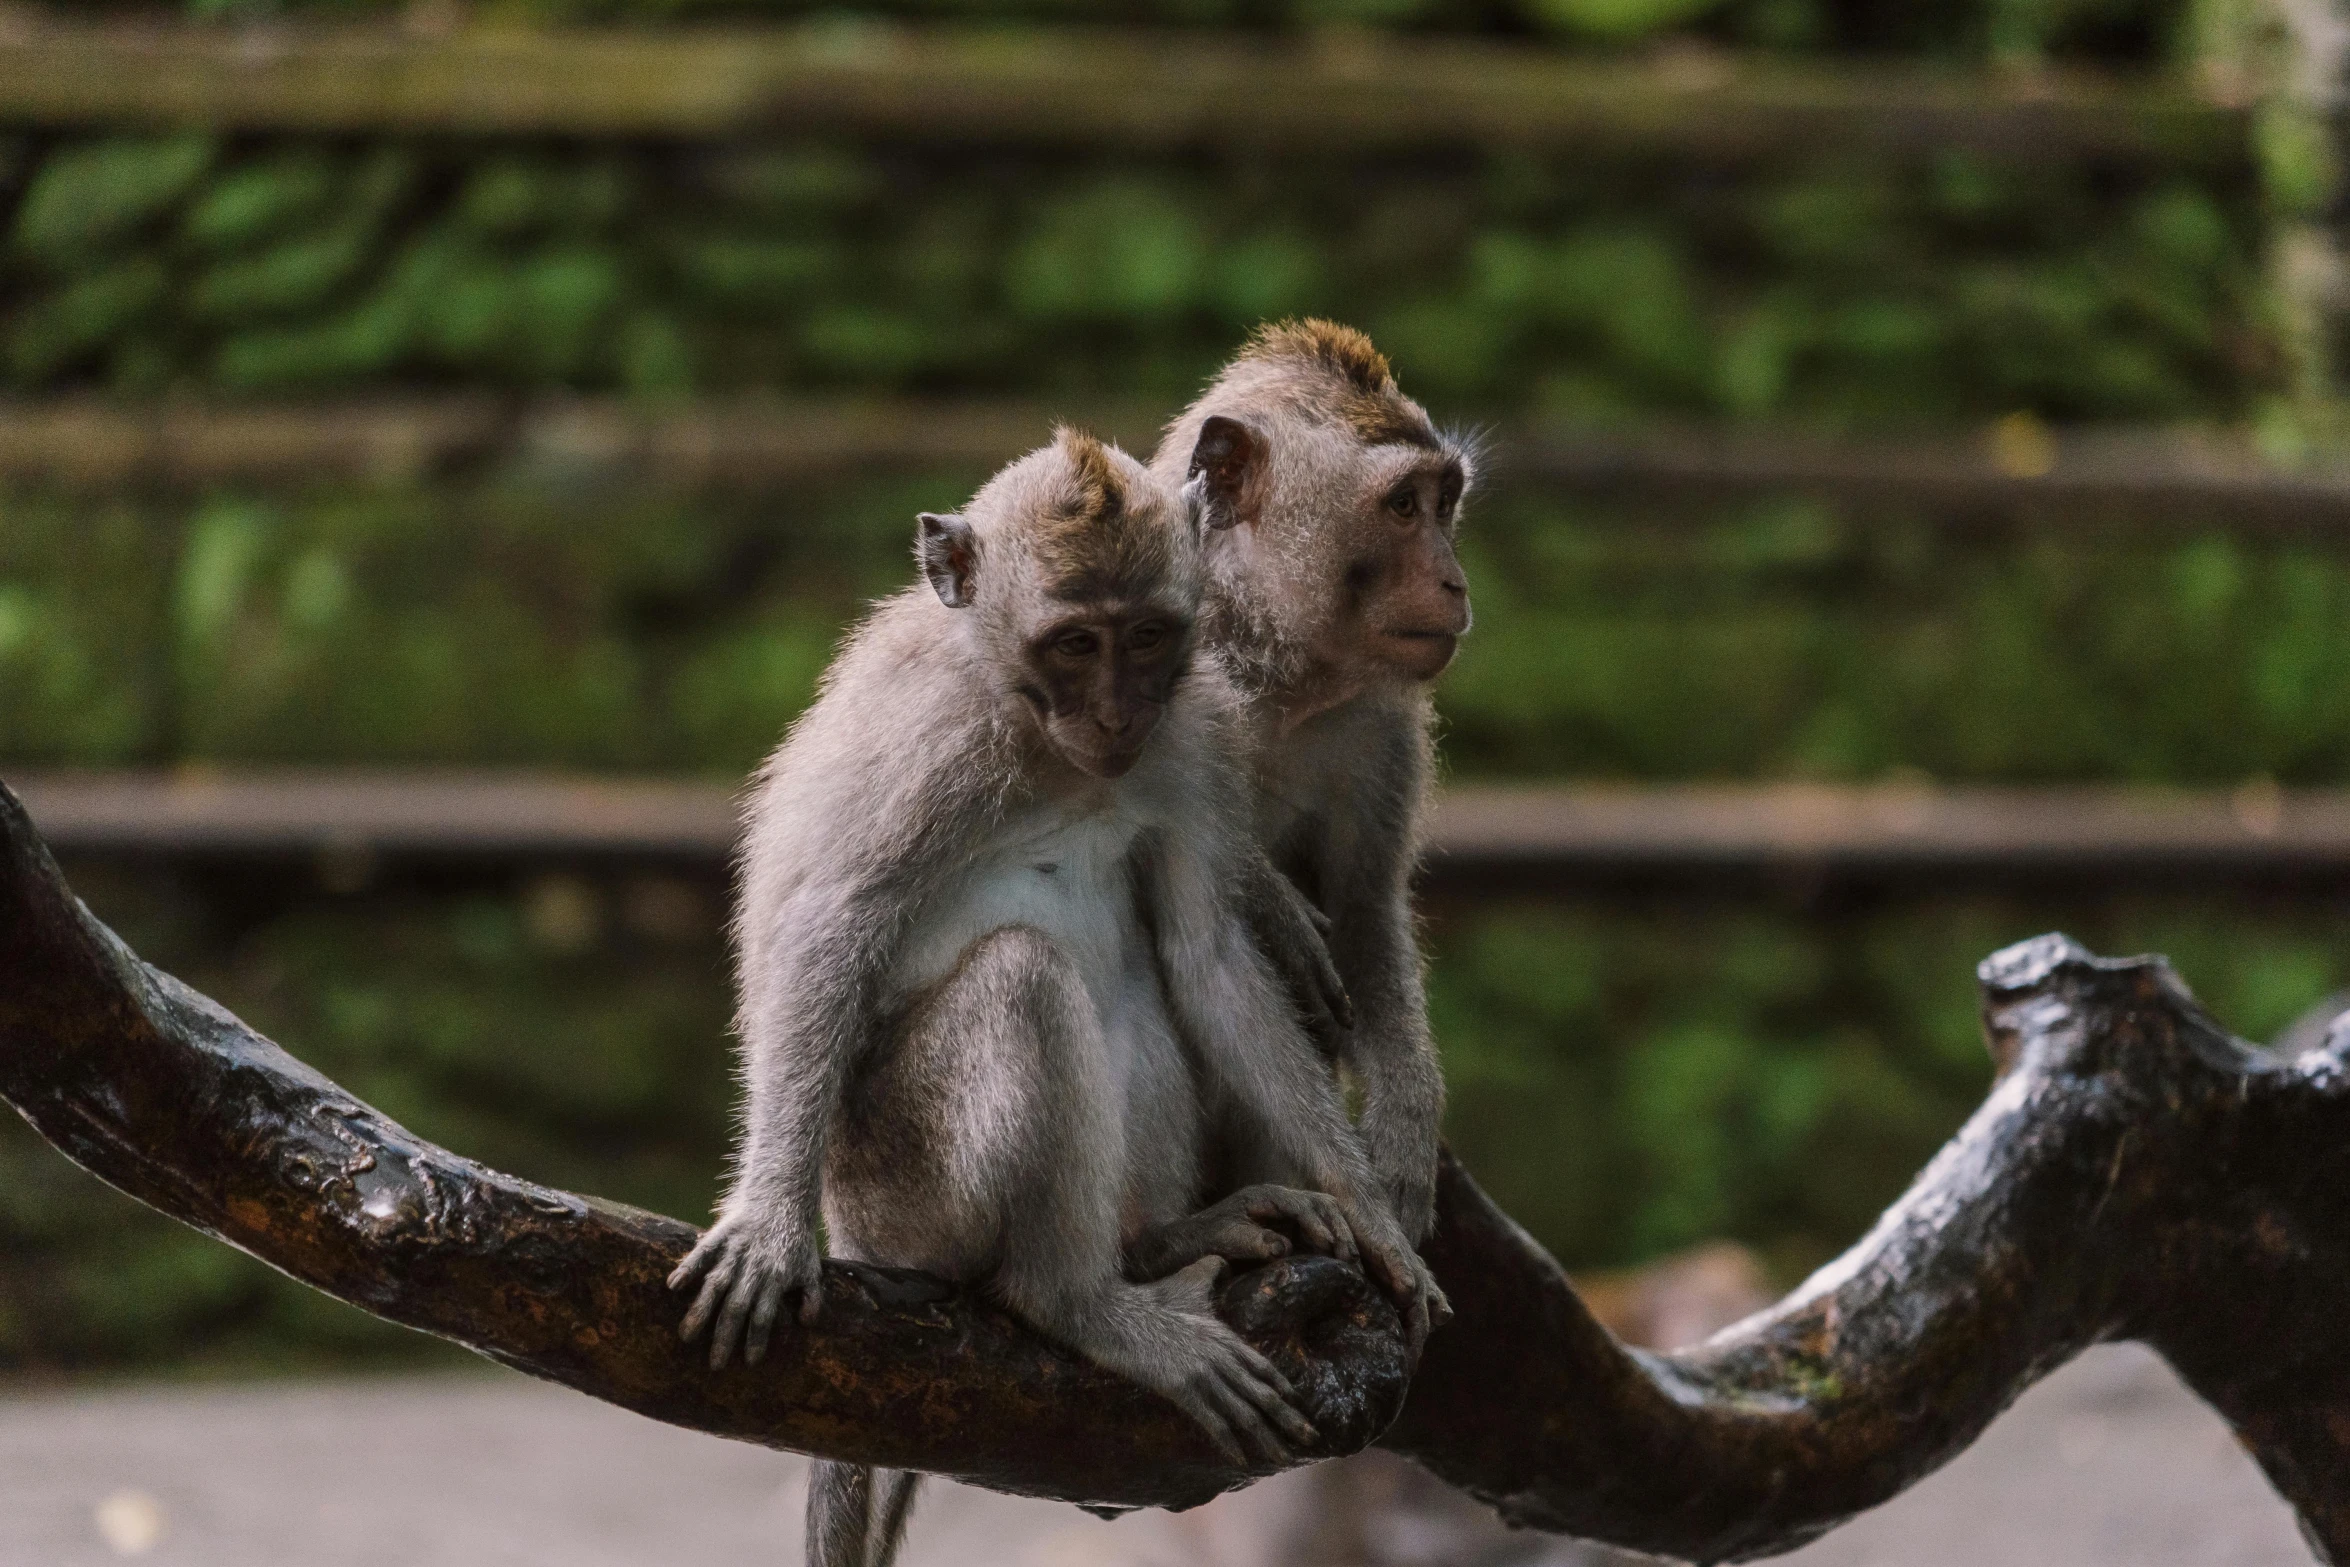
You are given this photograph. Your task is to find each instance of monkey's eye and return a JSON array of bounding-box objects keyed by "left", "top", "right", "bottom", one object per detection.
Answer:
[
  {"left": 1126, "top": 622, "right": 1169, "bottom": 654},
  {"left": 1386, "top": 486, "right": 1420, "bottom": 520},
  {"left": 1050, "top": 629, "right": 1100, "bottom": 659}
]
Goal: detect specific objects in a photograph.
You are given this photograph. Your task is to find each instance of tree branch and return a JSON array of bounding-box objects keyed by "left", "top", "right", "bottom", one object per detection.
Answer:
[
  {"left": 0, "top": 781, "right": 1408, "bottom": 1512},
  {"left": 4, "top": 774, "right": 2345, "bottom": 1560},
  {"left": 1386, "top": 937, "right": 2350, "bottom": 1563}
]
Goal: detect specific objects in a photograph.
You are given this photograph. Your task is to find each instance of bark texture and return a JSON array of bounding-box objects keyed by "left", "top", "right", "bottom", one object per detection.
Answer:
[
  {"left": 2, "top": 778, "right": 2343, "bottom": 1559},
  {"left": 1388, "top": 937, "right": 2350, "bottom": 1562}
]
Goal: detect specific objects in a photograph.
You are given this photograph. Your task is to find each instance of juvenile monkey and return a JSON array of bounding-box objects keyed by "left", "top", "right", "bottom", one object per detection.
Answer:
[
  {"left": 671, "top": 429, "right": 1440, "bottom": 1567},
  {"left": 1150, "top": 321, "right": 1474, "bottom": 1261}
]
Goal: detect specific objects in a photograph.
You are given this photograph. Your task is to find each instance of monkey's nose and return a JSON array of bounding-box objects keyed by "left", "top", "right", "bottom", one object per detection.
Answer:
[{"left": 1098, "top": 706, "right": 1155, "bottom": 745}]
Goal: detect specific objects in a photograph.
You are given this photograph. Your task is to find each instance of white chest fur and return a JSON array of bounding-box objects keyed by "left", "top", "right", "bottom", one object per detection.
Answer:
[{"left": 889, "top": 801, "right": 1182, "bottom": 1104}]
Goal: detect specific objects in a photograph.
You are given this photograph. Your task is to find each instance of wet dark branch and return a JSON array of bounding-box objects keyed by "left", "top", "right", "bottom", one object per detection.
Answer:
[
  {"left": 6, "top": 773, "right": 2347, "bottom": 1560},
  {"left": 0, "top": 783, "right": 1407, "bottom": 1511},
  {"left": 1386, "top": 936, "right": 2350, "bottom": 1563}
]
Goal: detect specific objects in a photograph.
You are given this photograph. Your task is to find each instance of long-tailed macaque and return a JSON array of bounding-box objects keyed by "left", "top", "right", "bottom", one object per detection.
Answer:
[
  {"left": 1151, "top": 321, "right": 1475, "bottom": 1257},
  {"left": 672, "top": 428, "right": 1441, "bottom": 1567}
]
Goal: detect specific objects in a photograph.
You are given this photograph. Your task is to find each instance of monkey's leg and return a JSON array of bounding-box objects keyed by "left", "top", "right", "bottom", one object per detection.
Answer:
[
  {"left": 866, "top": 1469, "right": 919, "bottom": 1566},
  {"left": 866, "top": 927, "right": 1318, "bottom": 1471},
  {"left": 803, "top": 1459, "right": 916, "bottom": 1567},
  {"left": 806, "top": 1457, "right": 871, "bottom": 1567}
]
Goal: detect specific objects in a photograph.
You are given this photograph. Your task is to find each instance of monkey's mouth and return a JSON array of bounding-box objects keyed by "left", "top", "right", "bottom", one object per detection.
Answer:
[
  {"left": 1381, "top": 629, "right": 1460, "bottom": 676},
  {"left": 1051, "top": 719, "right": 1160, "bottom": 780}
]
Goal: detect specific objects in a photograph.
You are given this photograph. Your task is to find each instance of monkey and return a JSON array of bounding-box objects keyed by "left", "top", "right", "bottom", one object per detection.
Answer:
[
  {"left": 1149, "top": 320, "right": 1475, "bottom": 1275},
  {"left": 668, "top": 428, "right": 1444, "bottom": 1567}
]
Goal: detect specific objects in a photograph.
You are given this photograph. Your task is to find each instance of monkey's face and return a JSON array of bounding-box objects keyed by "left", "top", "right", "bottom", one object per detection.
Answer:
[
  {"left": 1315, "top": 446, "right": 1472, "bottom": 685},
  {"left": 1353, "top": 446, "right": 1457, "bottom": 681},
  {"left": 1181, "top": 405, "right": 1473, "bottom": 699},
  {"left": 1019, "top": 605, "right": 1194, "bottom": 779}
]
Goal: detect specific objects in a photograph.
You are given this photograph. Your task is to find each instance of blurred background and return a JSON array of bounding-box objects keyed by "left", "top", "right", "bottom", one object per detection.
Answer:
[{"left": 0, "top": 0, "right": 2347, "bottom": 1558}]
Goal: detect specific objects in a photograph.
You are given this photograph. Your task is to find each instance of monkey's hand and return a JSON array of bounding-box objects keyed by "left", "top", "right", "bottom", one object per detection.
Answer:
[
  {"left": 1138, "top": 1256, "right": 1321, "bottom": 1466},
  {"left": 1126, "top": 1184, "right": 1359, "bottom": 1281},
  {"left": 1349, "top": 1210, "right": 1453, "bottom": 1361},
  {"left": 668, "top": 1209, "right": 824, "bottom": 1371},
  {"left": 1244, "top": 858, "right": 1353, "bottom": 1049}
]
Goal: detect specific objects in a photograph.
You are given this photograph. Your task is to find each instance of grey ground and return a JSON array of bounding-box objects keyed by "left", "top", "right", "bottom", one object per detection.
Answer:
[{"left": 0, "top": 1343, "right": 2311, "bottom": 1567}]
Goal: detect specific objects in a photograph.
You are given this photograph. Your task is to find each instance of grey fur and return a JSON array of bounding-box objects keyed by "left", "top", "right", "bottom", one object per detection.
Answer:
[
  {"left": 1151, "top": 324, "right": 1475, "bottom": 1334},
  {"left": 671, "top": 432, "right": 1438, "bottom": 1567},
  {"left": 806, "top": 1461, "right": 918, "bottom": 1567}
]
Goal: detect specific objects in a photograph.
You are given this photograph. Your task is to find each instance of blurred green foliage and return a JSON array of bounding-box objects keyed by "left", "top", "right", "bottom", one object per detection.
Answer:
[
  {"left": 1428, "top": 893, "right": 2348, "bottom": 1279},
  {"left": 9, "top": 480, "right": 2350, "bottom": 786},
  {"left": 0, "top": 138, "right": 2277, "bottom": 423}
]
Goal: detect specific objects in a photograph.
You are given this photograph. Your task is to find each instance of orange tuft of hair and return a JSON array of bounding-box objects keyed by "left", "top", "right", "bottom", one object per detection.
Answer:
[{"left": 1237, "top": 318, "right": 1397, "bottom": 396}]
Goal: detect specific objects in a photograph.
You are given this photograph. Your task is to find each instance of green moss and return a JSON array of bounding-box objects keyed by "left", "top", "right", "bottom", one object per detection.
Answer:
[
  {"left": 10, "top": 136, "right": 215, "bottom": 264},
  {"left": 7, "top": 479, "right": 2350, "bottom": 782},
  {"left": 0, "top": 497, "right": 169, "bottom": 762},
  {"left": 0, "top": 139, "right": 2278, "bottom": 420},
  {"left": 1440, "top": 499, "right": 2350, "bottom": 784}
]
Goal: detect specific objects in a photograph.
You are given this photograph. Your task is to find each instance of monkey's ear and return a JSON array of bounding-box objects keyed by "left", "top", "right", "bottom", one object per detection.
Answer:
[
  {"left": 917, "top": 512, "right": 978, "bottom": 608},
  {"left": 1187, "top": 415, "right": 1266, "bottom": 531}
]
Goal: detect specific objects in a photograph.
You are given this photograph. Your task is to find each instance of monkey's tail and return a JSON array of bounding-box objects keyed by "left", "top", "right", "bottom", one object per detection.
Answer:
[{"left": 807, "top": 1459, "right": 923, "bottom": 1567}]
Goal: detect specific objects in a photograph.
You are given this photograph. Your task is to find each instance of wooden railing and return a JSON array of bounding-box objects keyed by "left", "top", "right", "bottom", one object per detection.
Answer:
[
  {"left": 4, "top": 399, "right": 2343, "bottom": 530},
  {"left": 14, "top": 768, "right": 2347, "bottom": 884},
  {"left": 0, "top": 17, "right": 2248, "bottom": 160}
]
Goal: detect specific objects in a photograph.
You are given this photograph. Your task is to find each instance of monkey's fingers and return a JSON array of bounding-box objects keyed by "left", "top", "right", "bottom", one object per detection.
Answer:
[
  {"left": 678, "top": 1249, "right": 743, "bottom": 1345},
  {"left": 1207, "top": 1219, "right": 1290, "bottom": 1261},
  {"left": 1202, "top": 1373, "right": 1295, "bottom": 1466},
  {"left": 796, "top": 1266, "right": 825, "bottom": 1326},
  {"left": 1248, "top": 1190, "right": 1354, "bottom": 1262},
  {"left": 1360, "top": 1236, "right": 1439, "bottom": 1343},
  {"left": 1289, "top": 944, "right": 1352, "bottom": 1041},
  {"left": 1221, "top": 1358, "right": 1317, "bottom": 1450},
  {"left": 742, "top": 1276, "right": 787, "bottom": 1366},
  {"left": 1168, "top": 1387, "right": 1248, "bottom": 1467},
  {"left": 1311, "top": 946, "right": 1354, "bottom": 1033},
  {"left": 1404, "top": 1293, "right": 1432, "bottom": 1360},
  {"left": 1402, "top": 1265, "right": 1453, "bottom": 1358},
  {"left": 666, "top": 1229, "right": 726, "bottom": 1293},
  {"left": 1223, "top": 1334, "right": 1293, "bottom": 1402},
  {"left": 708, "top": 1271, "right": 764, "bottom": 1371}
]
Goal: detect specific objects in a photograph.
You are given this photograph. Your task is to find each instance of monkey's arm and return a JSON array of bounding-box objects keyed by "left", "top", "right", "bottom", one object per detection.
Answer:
[
  {"left": 1152, "top": 828, "right": 1448, "bottom": 1349},
  {"left": 674, "top": 874, "right": 901, "bottom": 1367},
  {"left": 1310, "top": 745, "right": 1446, "bottom": 1247},
  {"left": 680, "top": 711, "right": 996, "bottom": 1368}
]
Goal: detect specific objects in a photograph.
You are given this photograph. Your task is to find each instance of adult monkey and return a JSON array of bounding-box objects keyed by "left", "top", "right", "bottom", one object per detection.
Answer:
[{"left": 1150, "top": 320, "right": 1473, "bottom": 1266}]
